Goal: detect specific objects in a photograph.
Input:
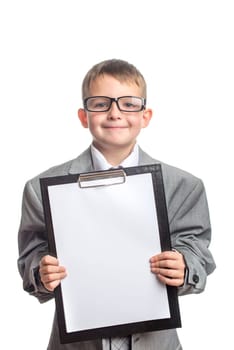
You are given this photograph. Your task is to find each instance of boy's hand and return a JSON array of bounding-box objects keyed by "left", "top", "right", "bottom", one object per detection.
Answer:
[
  {"left": 39, "top": 255, "right": 67, "bottom": 292},
  {"left": 150, "top": 250, "right": 186, "bottom": 287}
]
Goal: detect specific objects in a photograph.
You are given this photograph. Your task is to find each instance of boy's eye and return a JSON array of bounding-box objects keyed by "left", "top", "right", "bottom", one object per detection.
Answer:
[
  {"left": 87, "top": 98, "right": 110, "bottom": 110},
  {"left": 121, "top": 101, "right": 140, "bottom": 110},
  {"left": 123, "top": 102, "right": 135, "bottom": 108},
  {"left": 94, "top": 101, "right": 109, "bottom": 109}
]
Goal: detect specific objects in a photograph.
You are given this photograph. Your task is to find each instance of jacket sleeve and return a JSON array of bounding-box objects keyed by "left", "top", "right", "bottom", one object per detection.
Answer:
[
  {"left": 168, "top": 177, "right": 216, "bottom": 296},
  {"left": 17, "top": 179, "right": 54, "bottom": 303}
]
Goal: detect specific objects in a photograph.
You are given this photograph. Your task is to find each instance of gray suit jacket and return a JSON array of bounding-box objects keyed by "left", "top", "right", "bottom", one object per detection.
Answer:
[{"left": 18, "top": 147, "right": 215, "bottom": 350}]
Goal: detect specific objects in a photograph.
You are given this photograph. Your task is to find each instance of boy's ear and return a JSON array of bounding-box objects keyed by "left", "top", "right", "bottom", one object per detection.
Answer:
[
  {"left": 78, "top": 108, "right": 89, "bottom": 128},
  {"left": 142, "top": 108, "right": 153, "bottom": 128}
]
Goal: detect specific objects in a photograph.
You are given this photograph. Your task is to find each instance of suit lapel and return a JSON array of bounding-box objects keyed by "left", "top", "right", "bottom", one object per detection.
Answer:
[
  {"left": 68, "top": 147, "right": 94, "bottom": 174},
  {"left": 138, "top": 147, "right": 158, "bottom": 165}
]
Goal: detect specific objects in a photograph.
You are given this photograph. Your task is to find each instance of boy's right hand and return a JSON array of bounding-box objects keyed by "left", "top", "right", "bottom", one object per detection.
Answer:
[{"left": 39, "top": 255, "right": 67, "bottom": 292}]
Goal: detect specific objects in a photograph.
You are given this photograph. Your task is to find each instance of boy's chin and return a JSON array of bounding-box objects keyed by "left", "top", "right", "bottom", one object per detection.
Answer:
[{"left": 94, "top": 139, "right": 136, "bottom": 150}]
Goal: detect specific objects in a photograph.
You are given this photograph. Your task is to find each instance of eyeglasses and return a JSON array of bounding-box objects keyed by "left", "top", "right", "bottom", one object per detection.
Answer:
[{"left": 83, "top": 96, "right": 146, "bottom": 112}]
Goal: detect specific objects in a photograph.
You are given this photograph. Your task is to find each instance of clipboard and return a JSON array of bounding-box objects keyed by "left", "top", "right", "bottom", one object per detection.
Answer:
[{"left": 40, "top": 164, "right": 181, "bottom": 344}]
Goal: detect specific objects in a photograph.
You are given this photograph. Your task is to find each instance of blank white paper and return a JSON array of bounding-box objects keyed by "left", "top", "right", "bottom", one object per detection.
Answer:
[{"left": 48, "top": 172, "right": 170, "bottom": 332}]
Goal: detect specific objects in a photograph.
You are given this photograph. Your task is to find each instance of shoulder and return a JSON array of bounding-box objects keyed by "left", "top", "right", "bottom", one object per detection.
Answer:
[
  {"left": 139, "top": 147, "right": 201, "bottom": 186},
  {"left": 32, "top": 158, "right": 74, "bottom": 180},
  {"left": 139, "top": 148, "right": 205, "bottom": 209},
  {"left": 156, "top": 163, "right": 207, "bottom": 228},
  {"left": 24, "top": 147, "right": 92, "bottom": 201},
  {"left": 160, "top": 161, "right": 202, "bottom": 190},
  {"left": 31, "top": 147, "right": 91, "bottom": 180}
]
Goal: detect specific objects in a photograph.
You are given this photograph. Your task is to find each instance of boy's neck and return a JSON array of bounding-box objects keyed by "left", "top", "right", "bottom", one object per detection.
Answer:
[{"left": 92, "top": 142, "right": 136, "bottom": 167}]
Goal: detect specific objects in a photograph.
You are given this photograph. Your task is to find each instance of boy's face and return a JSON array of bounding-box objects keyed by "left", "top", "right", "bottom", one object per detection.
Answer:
[{"left": 78, "top": 74, "right": 152, "bottom": 154}]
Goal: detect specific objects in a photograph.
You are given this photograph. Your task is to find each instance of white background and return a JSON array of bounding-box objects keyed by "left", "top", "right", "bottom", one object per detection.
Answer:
[{"left": 0, "top": 1, "right": 233, "bottom": 349}]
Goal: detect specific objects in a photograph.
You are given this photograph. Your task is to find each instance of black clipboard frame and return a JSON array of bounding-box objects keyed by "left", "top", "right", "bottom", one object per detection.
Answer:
[{"left": 40, "top": 164, "right": 181, "bottom": 344}]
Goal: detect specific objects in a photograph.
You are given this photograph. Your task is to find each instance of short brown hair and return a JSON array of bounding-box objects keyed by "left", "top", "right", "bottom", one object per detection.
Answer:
[{"left": 82, "top": 59, "right": 147, "bottom": 100}]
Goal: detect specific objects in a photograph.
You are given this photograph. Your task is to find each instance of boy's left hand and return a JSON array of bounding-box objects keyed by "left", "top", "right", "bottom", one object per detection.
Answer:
[{"left": 150, "top": 250, "right": 186, "bottom": 287}]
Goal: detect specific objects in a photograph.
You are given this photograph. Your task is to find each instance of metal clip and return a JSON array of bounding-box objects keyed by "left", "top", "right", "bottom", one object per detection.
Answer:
[{"left": 78, "top": 169, "right": 126, "bottom": 188}]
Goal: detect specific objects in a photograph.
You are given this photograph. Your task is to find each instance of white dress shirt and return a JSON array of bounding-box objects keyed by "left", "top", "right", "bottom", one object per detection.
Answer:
[
  {"left": 91, "top": 143, "right": 139, "bottom": 171},
  {"left": 90, "top": 143, "right": 139, "bottom": 350}
]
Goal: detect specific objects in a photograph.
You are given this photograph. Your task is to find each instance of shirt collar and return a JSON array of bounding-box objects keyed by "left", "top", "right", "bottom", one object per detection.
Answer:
[{"left": 91, "top": 144, "right": 139, "bottom": 171}]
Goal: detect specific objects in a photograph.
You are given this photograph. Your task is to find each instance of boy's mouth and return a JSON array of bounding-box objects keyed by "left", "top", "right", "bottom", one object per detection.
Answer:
[{"left": 103, "top": 125, "right": 128, "bottom": 129}]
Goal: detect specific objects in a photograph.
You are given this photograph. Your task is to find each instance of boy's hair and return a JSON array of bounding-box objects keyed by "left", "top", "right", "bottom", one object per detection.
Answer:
[{"left": 82, "top": 59, "right": 147, "bottom": 100}]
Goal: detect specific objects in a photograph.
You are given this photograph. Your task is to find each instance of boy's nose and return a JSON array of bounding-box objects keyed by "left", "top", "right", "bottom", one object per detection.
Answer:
[{"left": 108, "top": 101, "right": 122, "bottom": 119}]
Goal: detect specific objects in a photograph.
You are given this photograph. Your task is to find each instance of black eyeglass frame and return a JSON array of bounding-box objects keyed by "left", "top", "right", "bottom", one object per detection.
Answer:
[{"left": 83, "top": 96, "right": 146, "bottom": 112}]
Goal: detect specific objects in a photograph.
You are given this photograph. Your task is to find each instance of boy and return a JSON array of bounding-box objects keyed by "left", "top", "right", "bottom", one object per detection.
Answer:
[{"left": 18, "top": 59, "right": 215, "bottom": 350}]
